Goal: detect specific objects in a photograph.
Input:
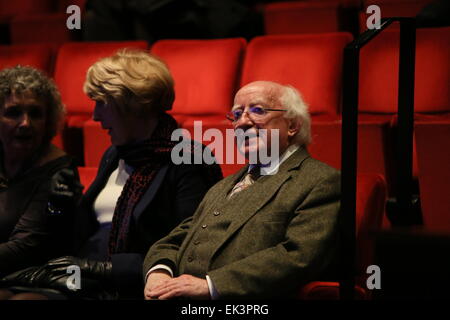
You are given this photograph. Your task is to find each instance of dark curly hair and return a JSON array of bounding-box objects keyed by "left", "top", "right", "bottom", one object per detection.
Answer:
[{"left": 0, "top": 65, "right": 65, "bottom": 144}]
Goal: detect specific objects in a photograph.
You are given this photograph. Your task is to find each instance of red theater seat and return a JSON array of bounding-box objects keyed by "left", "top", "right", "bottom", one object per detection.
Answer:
[
  {"left": 151, "top": 38, "right": 246, "bottom": 127},
  {"left": 415, "top": 121, "right": 450, "bottom": 231},
  {"left": 10, "top": 13, "right": 77, "bottom": 44},
  {"left": 358, "top": 26, "right": 450, "bottom": 189},
  {"left": 359, "top": 27, "right": 450, "bottom": 117},
  {"left": 83, "top": 119, "right": 111, "bottom": 167},
  {"left": 0, "top": 43, "right": 54, "bottom": 74},
  {"left": 9, "top": 0, "right": 87, "bottom": 44},
  {"left": 299, "top": 173, "right": 387, "bottom": 299},
  {"left": 78, "top": 166, "right": 98, "bottom": 193},
  {"left": 263, "top": 1, "right": 341, "bottom": 35},
  {"left": 359, "top": 0, "right": 433, "bottom": 32},
  {"left": 0, "top": 0, "right": 53, "bottom": 19},
  {"left": 241, "top": 33, "right": 352, "bottom": 119}
]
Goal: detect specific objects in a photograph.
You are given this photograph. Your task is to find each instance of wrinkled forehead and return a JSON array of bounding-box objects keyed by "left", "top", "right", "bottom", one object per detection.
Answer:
[
  {"left": 3, "top": 90, "right": 46, "bottom": 108},
  {"left": 234, "top": 82, "right": 283, "bottom": 107}
]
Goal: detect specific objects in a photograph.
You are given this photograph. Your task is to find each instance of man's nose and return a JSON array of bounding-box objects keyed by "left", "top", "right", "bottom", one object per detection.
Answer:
[{"left": 234, "top": 110, "right": 254, "bottom": 129}]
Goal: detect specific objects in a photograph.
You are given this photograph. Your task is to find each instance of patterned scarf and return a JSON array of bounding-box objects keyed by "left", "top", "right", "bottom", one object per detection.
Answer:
[
  {"left": 107, "top": 113, "right": 223, "bottom": 257},
  {"left": 108, "top": 113, "right": 178, "bottom": 257}
]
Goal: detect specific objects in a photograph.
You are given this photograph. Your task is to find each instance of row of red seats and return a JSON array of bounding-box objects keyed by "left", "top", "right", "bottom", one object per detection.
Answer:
[
  {"left": 1, "top": 0, "right": 435, "bottom": 45},
  {"left": 263, "top": 0, "right": 435, "bottom": 35},
  {"left": 0, "top": 0, "right": 86, "bottom": 44},
  {"left": 1, "top": 28, "right": 449, "bottom": 191}
]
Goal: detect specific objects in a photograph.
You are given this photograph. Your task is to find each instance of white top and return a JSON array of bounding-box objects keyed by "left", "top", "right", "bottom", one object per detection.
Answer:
[{"left": 93, "top": 159, "right": 134, "bottom": 224}]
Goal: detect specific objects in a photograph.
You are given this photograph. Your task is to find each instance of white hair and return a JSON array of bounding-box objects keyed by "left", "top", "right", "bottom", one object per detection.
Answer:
[{"left": 280, "top": 85, "right": 312, "bottom": 146}]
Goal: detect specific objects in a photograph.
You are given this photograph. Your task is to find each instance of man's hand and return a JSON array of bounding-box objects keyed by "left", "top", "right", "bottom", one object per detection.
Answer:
[
  {"left": 146, "top": 274, "right": 210, "bottom": 300},
  {"left": 144, "top": 270, "right": 172, "bottom": 300}
]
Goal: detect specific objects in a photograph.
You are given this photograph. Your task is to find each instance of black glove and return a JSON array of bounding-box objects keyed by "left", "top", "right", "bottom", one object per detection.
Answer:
[
  {"left": 0, "top": 264, "right": 78, "bottom": 294},
  {"left": 46, "top": 256, "right": 112, "bottom": 283},
  {"left": 0, "top": 258, "right": 112, "bottom": 298},
  {"left": 48, "top": 169, "right": 84, "bottom": 214}
]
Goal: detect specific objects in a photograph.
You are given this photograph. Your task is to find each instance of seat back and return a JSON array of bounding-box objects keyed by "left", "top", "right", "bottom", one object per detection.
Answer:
[
  {"left": 78, "top": 166, "right": 98, "bottom": 193},
  {"left": 415, "top": 121, "right": 450, "bottom": 231},
  {"left": 241, "top": 33, "right": 353, "bottom": 117},
  {"left": 0, "top": 43, "right": 54, "bottom": 75},
  {"left": 359, "top": 26, "right": 450, "bottom": 114},
  {"left": 263, "top": 1, "right": 341, "bottom": 35},
  {"left": 151, "top": 38, "right": 246, "bottom": 126}
]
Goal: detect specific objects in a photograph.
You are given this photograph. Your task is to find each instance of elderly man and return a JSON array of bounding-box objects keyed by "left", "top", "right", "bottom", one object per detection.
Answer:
[{"left": 143, "top": 81, "right": 341, "bottom": 299}]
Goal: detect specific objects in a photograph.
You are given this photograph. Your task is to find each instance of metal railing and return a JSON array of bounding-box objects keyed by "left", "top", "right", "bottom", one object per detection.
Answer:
[{"left": 339, "top": 17, "right": 416, "bottom": 299}]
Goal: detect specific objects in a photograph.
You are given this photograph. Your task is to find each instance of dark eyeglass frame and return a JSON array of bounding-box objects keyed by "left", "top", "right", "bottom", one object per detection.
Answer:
[{"left": 226, "top": 106, "right": 287, "bottom": 123}]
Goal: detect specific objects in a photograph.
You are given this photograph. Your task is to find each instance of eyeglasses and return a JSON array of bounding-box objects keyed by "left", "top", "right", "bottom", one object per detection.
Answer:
[{"left": 226, "top": 106, "right": 287, "bottom": 123}]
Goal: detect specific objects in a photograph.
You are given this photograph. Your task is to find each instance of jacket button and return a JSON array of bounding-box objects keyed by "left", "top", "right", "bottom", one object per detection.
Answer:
[
  {"left": 213, "top": 211, "right": 220, "bottom": 216},
  {"left": 187, "top": 256, "right": 194, "bottom": 262},
  {"left": 202, "top": 224, "right": 207, "bottom": 229}
]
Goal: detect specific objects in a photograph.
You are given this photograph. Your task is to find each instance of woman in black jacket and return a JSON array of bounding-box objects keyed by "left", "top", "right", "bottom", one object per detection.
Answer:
[{"left": 0, "top": 66, "right": 80, "bottom": 279}]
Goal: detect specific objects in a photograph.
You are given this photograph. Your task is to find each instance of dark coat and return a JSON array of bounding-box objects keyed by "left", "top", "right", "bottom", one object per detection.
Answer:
[
  {"left": 74, "top": 146, "right": 216, "bottom": 296},
  {"left": 0, "top": 155, "right": 78, "bottom": 276}
]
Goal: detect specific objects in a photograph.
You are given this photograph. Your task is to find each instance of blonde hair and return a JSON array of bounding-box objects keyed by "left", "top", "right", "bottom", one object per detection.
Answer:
[{"left": 83, "top": 49, "right": 175, "bottom": 117}]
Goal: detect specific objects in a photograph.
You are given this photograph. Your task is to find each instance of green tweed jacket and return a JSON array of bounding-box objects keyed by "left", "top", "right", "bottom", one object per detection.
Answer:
[{"left": 143, "top": 147, "right": 341, "bottom": 299}]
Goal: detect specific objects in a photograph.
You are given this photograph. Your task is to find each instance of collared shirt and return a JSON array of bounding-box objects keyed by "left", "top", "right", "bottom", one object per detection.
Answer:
[
  {"left": 252, "top": 143, "right": 300, "bottom": 176},
  {"left": 147, "top": 143, "right": 302, "bottom": 299}
]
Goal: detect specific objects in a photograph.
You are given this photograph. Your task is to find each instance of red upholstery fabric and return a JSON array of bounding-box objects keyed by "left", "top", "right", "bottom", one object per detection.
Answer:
[
  {"left": 54, "top": 41, "right": 148, "bottom": 127},
  {"left": 415, "top": 121, "right": 450, "bottom": 231},
  {"left": 299, "top": 173, "right": 387, "bottom": 299},
  {"left": 0, "top": 0, "right": 53, "bottom": 17},
  {"left": 151, "top": 38, "right": 246, "bottom": 126},
  {"left": 56, "top": 0, "right": 87, "bottom": 11},
  {"left": 83, "top": 119, "right": 111, "bottom": 167},
  {"left": 0, "top": 43, "right": 54, "bottom": 75},
  {"left": 78, "top": 166, "right": 98, "bottom": 193},
  {"left": 10, "top": 13, "right": 76, "bottom": 44},
  {"left": 298, "top": 281, "right": 369, "bottom": 300},
  {"left": 241, "top": 33, "right": 353, "bottom": 117},
  {"left": 181, "top": 121, "right": 246, "bottom": 178},
  {"left": 359, "top": 26, "right": 450, "bottom": 114},
  {"left": 264, "top": 1, "right": 341, "bottom": 35},
  {"left": 309, "top": 120, "right": 392, "bottom": 193},
  {"left": 359, "top": 0, "right": 433, "bottom": 32}
]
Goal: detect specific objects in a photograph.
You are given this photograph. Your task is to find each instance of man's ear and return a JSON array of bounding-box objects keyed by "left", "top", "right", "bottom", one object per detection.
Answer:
[{"left": 287, "top": 118, "right": 301, "bottom": 138}]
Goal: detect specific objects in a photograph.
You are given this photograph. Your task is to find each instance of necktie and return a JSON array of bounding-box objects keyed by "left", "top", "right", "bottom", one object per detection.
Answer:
[{"left": 228, "top": 166, "right": 261, "bottom": 199}]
